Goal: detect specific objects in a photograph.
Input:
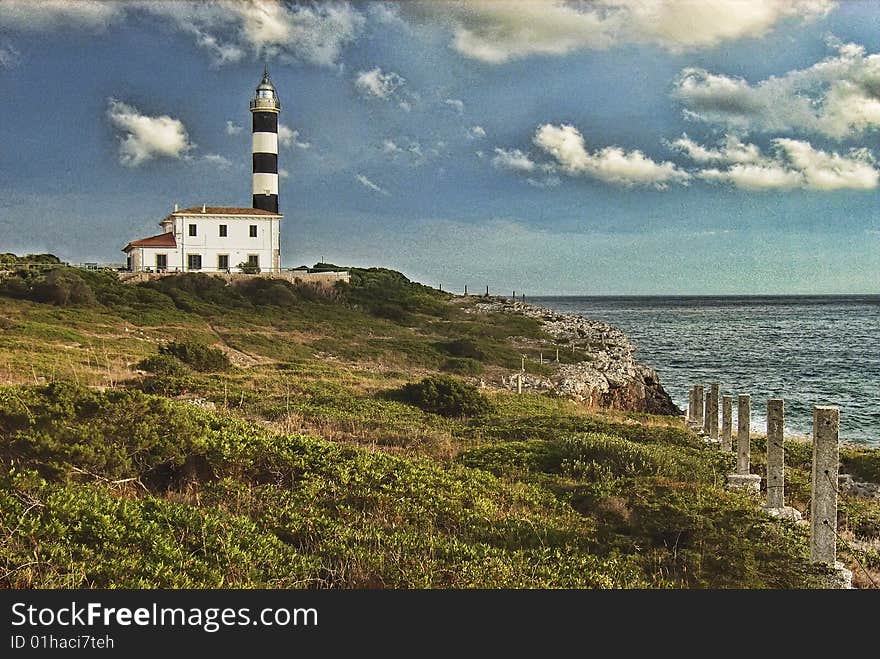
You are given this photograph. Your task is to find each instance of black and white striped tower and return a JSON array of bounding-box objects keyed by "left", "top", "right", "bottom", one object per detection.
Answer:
[{"left": 250, "top": 66, "right": 281, "bottom": 213}]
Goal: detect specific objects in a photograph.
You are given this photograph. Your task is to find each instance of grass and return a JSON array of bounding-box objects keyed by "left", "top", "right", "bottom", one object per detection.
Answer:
[{"left": 0, "top": 262, "right": 877, "bottom": 588}]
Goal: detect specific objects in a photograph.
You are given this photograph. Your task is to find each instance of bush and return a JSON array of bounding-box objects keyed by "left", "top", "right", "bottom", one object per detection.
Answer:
[
  {"left": 136, "top": 353, "right": 187, "bottom": 376},
  {"left": 394, "top": 375, "right": 492, "bottom": 417},
  {"left": 30, "top": 269, "right": 97, "bottom": 306},
  {"left": 158, "top": 341, "right": 231, "bottom": 372},
  {"left": 440, "top": 357, "right": 484, "bottom": 376},
  {"left": 444, "top": 338, "right": 485, "bottom": 361}
]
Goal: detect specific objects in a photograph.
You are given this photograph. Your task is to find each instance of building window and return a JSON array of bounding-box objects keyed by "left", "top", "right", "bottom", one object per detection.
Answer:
[
  {"left": 188, "top": 224, "right": 197, "bottom": 237},
  {"left": 156, "top": 254, "right": 167, "bottom": 271},
  {"left": 249, "top": 225, "right": 258, "bottom": 237},
  {"left": 218, "top": 254, "right": 229, "bottom": 272},
  {"left": 247, "top": 254, "right": 259, "bottom": 268},
  {"left": 219, "top": 224, "right": 227, "bottom": 237},
  {"left": 187, "top": 254, "right": 202, "bottom": 271}
]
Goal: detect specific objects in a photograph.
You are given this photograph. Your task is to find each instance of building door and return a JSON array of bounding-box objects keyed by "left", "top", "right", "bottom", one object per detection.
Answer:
[
  {"left": 247, "top": 254, "right": 259, "bottom": 271},
  {"left": 156, "top": 254, "right": 167, "bottom": 271},
  {"left": 187, "top": 254, "right": 202, "bottom": 271},
  {"left": 218, "top": 254, "right": 229, "bottom": 272}
]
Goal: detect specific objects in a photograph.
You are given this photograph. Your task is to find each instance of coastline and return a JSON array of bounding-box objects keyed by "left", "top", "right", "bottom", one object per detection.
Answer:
[{"left": 467, "top": 297, "right": 680, "bottom": 416}]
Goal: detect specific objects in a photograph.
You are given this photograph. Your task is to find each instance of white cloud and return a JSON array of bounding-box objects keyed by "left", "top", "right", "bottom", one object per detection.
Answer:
[
  {"left": 382, "top": 139, "right": 402, "bottom": 154},
  {"left": 398, "top": 100, "right": 412, "bottom": 112},
  {"left": 674, "top": 40, "right": 880, "bottom": 139},
  {"left": 106, "top": 98, "right": 194, "bottom": 167},
  {"left": 533, "top": 124, "right": 689, "bottom": 188},
  {"left": 354, "top": 66, "right": 405, "bottom": 99},
  {"left": 406, "top": 1, "right": 834, "bottom": 64},
  {"left": 225, "top": 120, "right": 243, "bottom": 135},
  {"left": 491, "top": 148, "right": 537, "bottom": 173},
  {"left": 669, "top": 134, "right": 763, "bottom": 164},
  {"left": 685, "top": 136, "right": 880, "bottom": 191},
  {"left": 138, "top": 1, "right": 364, "bottom": 67},
  {"left": 0, "top": 42, "right": 19, "bottom": 69},
  {"left": 469, "top": 125, "right": 487, "bottom": 139},
  {"left": 355, "top": 173, "right": 390, "bottom": 196},
  {"left": 203, "top": 153, "right": 232, "bottom": 169},
  {"left": 0, "top": 0, "right": 122, "bottom": 31},
  {"left": 278, "top": 123, "right": 310, "bottom": 149},
  {"left": 444, "top": 98, "right": 464, "bottom": 113},
  {"left": 279, "top": 168, "right": 290, "bottom": 179}
]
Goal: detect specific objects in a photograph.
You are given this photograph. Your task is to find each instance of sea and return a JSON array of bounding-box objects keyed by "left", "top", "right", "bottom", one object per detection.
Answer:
[{"left": 534, "top": 295, "right": 880, "bottom": 447}]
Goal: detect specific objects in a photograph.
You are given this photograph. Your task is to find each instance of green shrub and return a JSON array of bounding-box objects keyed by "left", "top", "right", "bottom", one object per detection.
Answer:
[
  {"left": 444, "top": 338, "right": 485, "bottom": 360},
  {"left": 394, "top": 375, "right": 492, "bottom": 417},
  {"left": 158, "top": 341, "right": 231, "bottom": 372},
  {"left": 136, "top": 353, "right": 187, "bottom": 376},
  {"left": 0, "top": 268, "right": 96, "bottom": 306},
  {"left": 441, "top": 357, "right": 484, "bottom": 376}
]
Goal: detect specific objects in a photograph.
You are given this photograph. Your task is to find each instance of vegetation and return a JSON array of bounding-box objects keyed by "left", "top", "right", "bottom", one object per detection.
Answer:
[
  {"left": 0, "top": 255, "right": 877, "bottom": 588},
  {"left": 393, "top": 375, "right": 493, "bottom": 418},
  {"left": 158, "top": 341, "right": 231, "bottom": 373}
]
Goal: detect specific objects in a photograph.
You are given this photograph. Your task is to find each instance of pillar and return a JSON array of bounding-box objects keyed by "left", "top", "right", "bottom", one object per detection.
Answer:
[
  {"left": 721, "top": 395, "right": 733, "bottom": 451},
  {"left": 810, "top": 406, "right": 839, "bottom": 565},
  {"left": 737, "top": 394, "right": 750, "bottom": 475},
  {"left": 708, "top": 383, "right": 720, "bottom": 440},
  {"left": 695, "top": 385, "right": 705, "bottom": 427},
  {"left": 766, "top": 399, "right": 785, "bottom": 509},
  {"left": 727, "top": 394, "right": 761, "bottom": 493}
]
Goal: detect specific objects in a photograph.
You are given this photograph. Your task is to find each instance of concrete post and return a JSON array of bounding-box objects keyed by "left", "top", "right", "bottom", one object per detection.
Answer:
[
  {"left": 687, "top": 387, "right": 694, "bottom": 422},
  {"left": 521, "top": 355, "right": 525, "bottom": 371},
  {"left": 766, "top": 399, "right": 785, "bottom": 509},
  {"left": 727, "top": 394, "right": 761, "bottom": 493},
  {"left": 555, "top": 348, "right": 559, "bottom": 363},
  {"left": 721, "top": 395, "right": 733, "bottom": 451},
  {"left": 708, "top": 383, "right": 720, "bottom": 440},
  {"left": 516, "top": 373, "right": 522, "bottom": 395},
  {"left": 810, "top": 406, "right": 851, "bottom": 587},
  {"left": 464, "top": 285, "right": 468, "bottom": 296},
  {"left": 695, "top": 385, "right": 705, "bottom": 427},
  {"left": 810, "top": 406, "right": 839, "bottom": 565},
  {"left": 737, "top": 394, "right": 750, "bottom": 475}
]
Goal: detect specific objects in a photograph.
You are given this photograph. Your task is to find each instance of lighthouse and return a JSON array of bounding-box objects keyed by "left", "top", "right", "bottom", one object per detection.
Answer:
[{"left": 250, "top": 65, "right": 281, "bottom": 213}]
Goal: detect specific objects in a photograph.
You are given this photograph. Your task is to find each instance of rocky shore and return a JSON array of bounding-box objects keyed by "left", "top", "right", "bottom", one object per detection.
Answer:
[{"left": 468, "top": 298, "right": 680, "bottom": 416}]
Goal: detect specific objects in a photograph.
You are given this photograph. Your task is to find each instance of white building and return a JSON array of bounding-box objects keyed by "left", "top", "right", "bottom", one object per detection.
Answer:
[
  {"left": 123, "top": 69, "right": 283, "bottom": 274},
  {"left": 123, "top": 205, "right": 282, "bottom": 273}
]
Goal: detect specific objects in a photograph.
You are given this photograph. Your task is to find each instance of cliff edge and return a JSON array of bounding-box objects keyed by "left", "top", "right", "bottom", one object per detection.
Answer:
[{"left": 470, "top": 299, "right": 680, "bottom": 416}]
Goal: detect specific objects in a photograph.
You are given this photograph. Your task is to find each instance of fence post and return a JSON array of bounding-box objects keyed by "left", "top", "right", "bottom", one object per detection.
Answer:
[
  {"left": 810, "top": 406, "right": 851, "bottom": 587},
  {"left": 766, "top": 399, "right": 785, "bottom": 508},
  {"left": 695, "top": 385, "right": 705, "bottom": 427},
  {"left": 721, "top": 395, "right": 733, "bottom": 451},
  {"left": 727, "top": 394, "right": 761, "bottom": 493},
  {"left": 708, "top": 383, "right": 720, "bottom": 440}
]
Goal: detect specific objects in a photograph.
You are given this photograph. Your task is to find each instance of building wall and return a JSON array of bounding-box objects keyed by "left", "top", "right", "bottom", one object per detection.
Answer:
[
  {"left": 119, "top": 270, "right": 350, "bottom": 287},
  {"left": 133, "top": 212, "right": 281, "bottom": 273}
]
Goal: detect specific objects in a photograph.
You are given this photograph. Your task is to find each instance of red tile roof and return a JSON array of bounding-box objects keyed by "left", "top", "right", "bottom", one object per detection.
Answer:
[
  {"left": 171, "top": 206, "right": 282, "bottom": 216},
  {"left": 123, "top": 231, "right": 177, "bottom": 251}
]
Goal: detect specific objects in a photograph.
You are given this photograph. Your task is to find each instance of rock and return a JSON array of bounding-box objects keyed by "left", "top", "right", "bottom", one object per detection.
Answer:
[{"left": 470, "top": 298, "right": 680, "bottom": 416}]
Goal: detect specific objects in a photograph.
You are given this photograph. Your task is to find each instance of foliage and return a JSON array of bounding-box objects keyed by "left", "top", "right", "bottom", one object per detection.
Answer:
[
  {"left": 158, "top": 341, "right": 231, "bottom": 372},
  {"left": 0, "top": 268, "right": 96, "bottom": 306},
  {"left": 394, "top": 375, "right": 493, "bottom": 418},
  {"left": 136, "top": 353, "right": 187, "bottom": 376},
  {"left": 440, "top": 357, "right": 484, "bottom": 376}
]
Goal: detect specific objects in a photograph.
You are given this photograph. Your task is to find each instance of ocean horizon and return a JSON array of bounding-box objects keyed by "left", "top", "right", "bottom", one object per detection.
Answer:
[{"left": 534, "top": 294, "right": 880, "bottom": 447}]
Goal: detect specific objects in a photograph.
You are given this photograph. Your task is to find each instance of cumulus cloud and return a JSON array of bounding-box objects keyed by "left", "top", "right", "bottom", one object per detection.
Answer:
[
  {"left": 669, "top": 134, "right": 763, "bottom": 164},
  {"left": 444, "top": 98, "right": 464, "bottom": 113},
  {"left": 139, "top": 1, "right": 365, "bottom": 67},
  {"left": 355, "top": 173, "right": 390, "bottom": 196},
  {"left": 533, "top": 124, "right": 690, "bottom": 188},
  {"left": 0, "top": 0, "right": 121, "bottom": 31},
  {"left": 491, "top": 148, "right": 537, "bottom": 173},
  {"left": 106, "top": 98, "right": 194, "bottom": 167},
  {"left": 278, "top": 123, "right": 310, "bottom": 149},
  {"left": 674, "top": 40, "right": 880, "bottom": 139},
  {"left": 0, "top": 1, "right": 364, "bottom": 67},
  {"left": 683, "top": 136, "right": 879, "bottom": 190},
  {"left": 225, "top": 120, "right": 243, "bottom": 135},
  {"left": 405, "top": 1, "right": 834, "bottom": 64},
  {"left": 354, "top": 66, "right": 405, "bottom": 99},
  {"left": 469, "top": 125, "right": 487, "bottom": 139}
]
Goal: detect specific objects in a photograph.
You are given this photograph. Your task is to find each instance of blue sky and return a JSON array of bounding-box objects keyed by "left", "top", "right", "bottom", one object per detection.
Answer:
[{"left": 1, "top": 0, "right": 879, "bottom": 294}]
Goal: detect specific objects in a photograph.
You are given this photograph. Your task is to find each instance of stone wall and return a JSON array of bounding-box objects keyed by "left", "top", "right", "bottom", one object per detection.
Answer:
[{"left": 118, "top": 270, "right": 350, "bottom": 287}]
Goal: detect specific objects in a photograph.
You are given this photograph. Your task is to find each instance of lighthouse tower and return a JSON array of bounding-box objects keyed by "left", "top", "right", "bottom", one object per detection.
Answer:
[{"left": 250, "top": 66, "right": 281, "bottom": 213}]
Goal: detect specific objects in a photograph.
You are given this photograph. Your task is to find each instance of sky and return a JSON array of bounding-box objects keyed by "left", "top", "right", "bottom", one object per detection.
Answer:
[{"left": 1, "top": 0, "right": 879, "bottom": 295}]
